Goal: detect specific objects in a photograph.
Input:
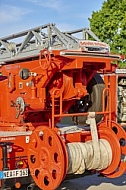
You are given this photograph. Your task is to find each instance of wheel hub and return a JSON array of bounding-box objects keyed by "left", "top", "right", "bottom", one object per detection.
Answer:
[
  {"left": 40, "top": 148, "right": 49, "bottom": 168},
  {"left": 28, "top": 126, "right": 68, "bottom": 190}
]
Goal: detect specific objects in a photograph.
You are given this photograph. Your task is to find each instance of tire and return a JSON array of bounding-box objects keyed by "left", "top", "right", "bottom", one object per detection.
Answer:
[{"left": 69, "top": 73, "right": 106, "bottom": 125}]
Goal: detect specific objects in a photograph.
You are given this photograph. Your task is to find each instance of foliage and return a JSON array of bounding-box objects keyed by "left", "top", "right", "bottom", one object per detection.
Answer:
[{"left": 89, "top": 0, "right": 126, "bottom": 57}]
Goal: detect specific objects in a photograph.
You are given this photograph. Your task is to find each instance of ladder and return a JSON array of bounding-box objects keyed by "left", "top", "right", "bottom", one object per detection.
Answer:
[{"left": 0, "top": 23, "right": 109, "bottom": 63}]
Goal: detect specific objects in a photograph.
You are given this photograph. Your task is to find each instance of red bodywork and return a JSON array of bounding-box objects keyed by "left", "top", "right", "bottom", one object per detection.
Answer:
[{"left": 0, "top": 48, "right": 125, "bottom": 189}]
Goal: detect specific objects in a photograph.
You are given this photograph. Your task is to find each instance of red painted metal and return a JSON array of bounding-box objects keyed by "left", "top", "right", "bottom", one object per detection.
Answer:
[
  {"left": 97, "top": 124, "right": 121, "bottom": 175},
  {"left": 28, "top": 126, "right": 66, "bottom": 190},
  {"left": 0, "top": 38, "right": 125, "bottom": 188},
  {"left": 99, "top": 121, "right": 126, "bottom": 178}
]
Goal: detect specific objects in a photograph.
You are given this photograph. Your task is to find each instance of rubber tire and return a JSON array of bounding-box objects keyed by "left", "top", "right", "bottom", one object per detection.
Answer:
[{"left": 73, "top": 73, "right": 106, "bottom": 125}]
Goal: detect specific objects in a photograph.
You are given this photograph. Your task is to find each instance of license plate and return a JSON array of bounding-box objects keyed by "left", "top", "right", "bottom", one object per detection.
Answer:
[{"left": 0, "top": 168, "right": 28, "bottom": 179}]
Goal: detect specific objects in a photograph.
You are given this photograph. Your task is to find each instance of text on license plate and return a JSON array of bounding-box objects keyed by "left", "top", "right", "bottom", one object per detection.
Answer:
[{"left": 0, "top": 168, "right": 28, "bottom": 179}]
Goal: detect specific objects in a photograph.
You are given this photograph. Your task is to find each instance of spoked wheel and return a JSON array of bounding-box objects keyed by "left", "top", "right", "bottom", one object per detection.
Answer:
[
  {"left": 69, "top": 73, "right": 106, "bottom": 125},
  {"left": 97, "top": 126, "right": 121, "bottom": 175},
  {"left": 28, "top": 126, "right": 68, "bottom": 190},
  {"left": 39, "top": 49, "right": 51, "bottom": 70},
  {"left": 98, "top": 121, "right": 126, "bottom": 178}
]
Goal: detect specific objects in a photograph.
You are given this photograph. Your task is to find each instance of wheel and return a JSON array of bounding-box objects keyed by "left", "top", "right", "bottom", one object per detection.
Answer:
[
  {"left": 28, "top": 126, "right": 68, "bottom": 190},
  {"left": 39, "top": 49, "right": 51, "bottom": 70},
  {"left": 70, "top": 73, "right": 106, "bottom": 125},
  {"left": 98, "top": 121, "right": 126, "bottom": 178},
  {"left": 97, "top": 126, "right": 121, "bottom": 175}
]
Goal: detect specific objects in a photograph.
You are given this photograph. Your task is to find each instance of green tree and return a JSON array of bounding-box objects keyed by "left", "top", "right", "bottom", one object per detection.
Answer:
[{"left": 89, "top": 0, "right": 126, "bottom": 55}]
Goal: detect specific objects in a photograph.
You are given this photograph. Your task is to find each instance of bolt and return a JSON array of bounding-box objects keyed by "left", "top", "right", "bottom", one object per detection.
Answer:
[
  {"left": 39, "top": 131, "right": 44, "bottom": 136},
  {"left": 57, "top": 131, "right": 61, "bottom": 135}
]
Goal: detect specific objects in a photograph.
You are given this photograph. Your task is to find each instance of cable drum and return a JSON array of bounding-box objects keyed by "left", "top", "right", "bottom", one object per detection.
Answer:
[
  {"left": 66, "top": 139, "right": 112, "bottom": 174},
  {"left": 67, "top": 143, "right": 82, "bottom": 174}
]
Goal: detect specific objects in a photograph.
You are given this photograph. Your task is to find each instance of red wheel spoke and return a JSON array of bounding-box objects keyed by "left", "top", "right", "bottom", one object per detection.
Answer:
[
  {"left": 29, "top": 147, "right": 37, "bottom": 155},
  {"left": 28, "top": 126, "right": 67, "bottom": 190},
  {"left": 111, "top": 122, "right": 126, "bottom": 154},
  {"left": 51, "top": 161, "right": 62, "bottom": 174},
  {"left": 98, "top": 121, "right": 126, "bottom": 177},
  {"left": 36, "top": 169, "right": 53, "bottom": 190},
  {"left": 105, "top": 162, "right": 126, "bottom": 178}
]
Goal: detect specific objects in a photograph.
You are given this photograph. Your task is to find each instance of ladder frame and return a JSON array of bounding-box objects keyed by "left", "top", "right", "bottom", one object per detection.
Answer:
[{"left": 0, "top": 23, "right": 101, "bottom": 63}]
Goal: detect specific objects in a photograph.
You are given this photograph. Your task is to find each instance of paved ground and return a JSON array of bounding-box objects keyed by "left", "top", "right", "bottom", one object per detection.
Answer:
[
  {"left": 17, "top": 172, "right": 126, "bottom": 190},
  {"left": 57, "top": 173, "right": 126, "bottom": 190}
]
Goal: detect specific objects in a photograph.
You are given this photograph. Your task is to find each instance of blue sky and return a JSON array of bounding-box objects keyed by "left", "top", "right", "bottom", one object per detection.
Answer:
[{"left": 0, "top": 0, "right": 105, "bottom": 37}]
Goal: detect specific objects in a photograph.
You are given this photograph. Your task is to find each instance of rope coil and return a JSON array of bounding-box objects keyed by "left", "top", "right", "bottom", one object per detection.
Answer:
[
  {"left": 67, "top": 139, "right": 112, "bottom": 174},
  {"left": 67, "top": 112, "right": 112, "bottom": 174}
]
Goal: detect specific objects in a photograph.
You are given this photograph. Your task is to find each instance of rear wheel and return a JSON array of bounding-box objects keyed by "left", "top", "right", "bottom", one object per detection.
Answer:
[{"left": 69, "top": 73, "right": 106, "bottom": 125}]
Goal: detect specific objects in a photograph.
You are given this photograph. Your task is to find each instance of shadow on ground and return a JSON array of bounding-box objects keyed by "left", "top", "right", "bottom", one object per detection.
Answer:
[
  {"left": 57, "top": 173, "right": 126, "bottom": 190},
  {"left": 14, "top": 173, "right": 126, "bottom": 190}
]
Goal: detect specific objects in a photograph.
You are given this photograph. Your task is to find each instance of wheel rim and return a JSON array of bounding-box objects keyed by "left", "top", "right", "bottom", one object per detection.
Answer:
[
  {"left": 98, "top": 121, "right": 126, "bottom": 177},
  {"left": 97, "top": 126, "right": 121, "bottom": 175},
  {"left": 107, "top": 121, "right": 126, "bottom": 178},
  {"left": 57, "top": 134, "right": 68, "bottom": 180},
  {"left": 28, "top": 126, "right": 66, "bottom": 190}
]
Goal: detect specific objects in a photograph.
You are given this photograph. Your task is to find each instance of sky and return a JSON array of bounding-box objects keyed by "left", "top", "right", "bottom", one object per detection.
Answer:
[{"left": 0, "top": 0, "right": 105, "bottom": 38}]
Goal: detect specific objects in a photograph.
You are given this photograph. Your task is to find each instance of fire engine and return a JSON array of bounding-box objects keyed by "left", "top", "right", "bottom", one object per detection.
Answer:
[{"left": 0, "top": 23, "right": 125, "bottom": 190}]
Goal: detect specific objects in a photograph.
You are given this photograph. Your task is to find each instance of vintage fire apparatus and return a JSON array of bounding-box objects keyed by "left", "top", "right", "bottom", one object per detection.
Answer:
[{"left": 0, "top": 23, "right": 125, "bottom": 190}]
